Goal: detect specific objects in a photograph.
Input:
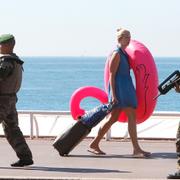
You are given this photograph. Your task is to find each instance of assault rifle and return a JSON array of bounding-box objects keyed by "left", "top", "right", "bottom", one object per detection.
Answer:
[{"left": 154, "top": 70, "right": 180, "bottom": 99}]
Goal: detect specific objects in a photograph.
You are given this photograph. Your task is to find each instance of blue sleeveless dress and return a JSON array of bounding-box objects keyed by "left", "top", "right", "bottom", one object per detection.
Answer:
[{"left": 108, "top": 47, "right": 137, "bottom": 109}]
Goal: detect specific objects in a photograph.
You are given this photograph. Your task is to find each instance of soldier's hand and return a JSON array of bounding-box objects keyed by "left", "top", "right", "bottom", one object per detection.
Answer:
[{"left": 175, "top": 83, "right": 180, "bottom": 93}]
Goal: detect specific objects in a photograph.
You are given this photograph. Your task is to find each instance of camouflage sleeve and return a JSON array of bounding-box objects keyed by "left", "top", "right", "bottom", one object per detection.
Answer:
[
  {"left": 176, "top": 122, "right": 180, "bottom": 154},
  {"left": 0, "top": 58, "right": 15, "bottom": 81}
]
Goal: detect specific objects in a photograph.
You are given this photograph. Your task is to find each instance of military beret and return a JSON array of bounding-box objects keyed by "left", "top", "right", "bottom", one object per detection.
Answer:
[{"left": 0, "top": 34, "right": 15, "bottom": 44}]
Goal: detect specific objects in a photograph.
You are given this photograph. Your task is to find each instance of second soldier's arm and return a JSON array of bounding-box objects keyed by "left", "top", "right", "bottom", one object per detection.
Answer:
[{"left": 175, "top": 82, "right": 180, "bottom": 93}]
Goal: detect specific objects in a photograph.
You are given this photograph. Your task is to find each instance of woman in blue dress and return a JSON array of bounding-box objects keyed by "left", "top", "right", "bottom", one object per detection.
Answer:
[{"left": 88, "top": 28, "right": 151, "bottom": 157}]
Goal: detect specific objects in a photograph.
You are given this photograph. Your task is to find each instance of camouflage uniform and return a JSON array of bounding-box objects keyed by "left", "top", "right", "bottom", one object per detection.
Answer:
[
  {"left": 0, "top": 54, "right": 32, "bottom": 161},
  {"left": 176, "top": 122, "right": 180, "bottom": 169}
]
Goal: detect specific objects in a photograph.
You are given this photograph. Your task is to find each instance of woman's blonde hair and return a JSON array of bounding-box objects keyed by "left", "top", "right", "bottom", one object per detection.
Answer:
[{"left": 116, "top": 28, "right": 130, "bottom": 40}]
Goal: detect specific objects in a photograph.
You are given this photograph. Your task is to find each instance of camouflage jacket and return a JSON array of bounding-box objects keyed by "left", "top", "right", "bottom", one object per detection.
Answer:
[{"left": 0, "top": 53, "right": 24, "bottom": 94}]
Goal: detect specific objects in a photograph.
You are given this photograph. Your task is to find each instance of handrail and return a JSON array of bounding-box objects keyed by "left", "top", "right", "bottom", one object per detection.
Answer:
[
  {"left": 18, "top": 110, "right": 180, "bottom": 116},
  {"left": 18, "top": 110, "right": 70, "bottom": 139},
  {"left": 16, "top": 110, "right": 180, "bottom": 139},
  {"left": 18, "top": 110, "right": 70, "bottom": 115}
]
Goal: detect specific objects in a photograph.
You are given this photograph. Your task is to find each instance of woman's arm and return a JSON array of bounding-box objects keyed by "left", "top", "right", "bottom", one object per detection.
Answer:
[{"left": 109, "top": 51, "right": 120, "bottom": 103}]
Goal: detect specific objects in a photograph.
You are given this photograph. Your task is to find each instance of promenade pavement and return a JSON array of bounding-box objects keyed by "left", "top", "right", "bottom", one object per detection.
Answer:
[{"left": 0, "top": 137, "right": 177, "bottom": 180}]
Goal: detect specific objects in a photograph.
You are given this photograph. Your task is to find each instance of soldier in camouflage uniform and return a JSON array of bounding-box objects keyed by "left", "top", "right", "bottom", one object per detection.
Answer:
[
  {"left": 167, "top": 83, "right": 180, "bottom": 179},
  {"left": 0, "top": 34, "right": 33, "bottom": 167}
]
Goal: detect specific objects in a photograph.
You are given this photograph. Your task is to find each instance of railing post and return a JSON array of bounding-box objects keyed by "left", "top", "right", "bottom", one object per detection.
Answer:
[
  {"left": 33, "top": 116, "right": 39, "bottom": 138},
  {"left": 105, "top": 128, "right": 111, "bottom": 141},
  {"left": 30, "top": 112, "right": 34, "bottom": 139},
  {"left": 104, "top": 115, "right": 111, "bottom": 141}
]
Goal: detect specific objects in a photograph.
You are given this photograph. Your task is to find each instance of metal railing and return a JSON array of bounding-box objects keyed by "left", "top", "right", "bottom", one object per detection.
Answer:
[
  {"left": 18, "top": 110, "right": 70, "bottom": 139},
  {"left": 17, "top": 110, "right": 180, "bottom": 139}
]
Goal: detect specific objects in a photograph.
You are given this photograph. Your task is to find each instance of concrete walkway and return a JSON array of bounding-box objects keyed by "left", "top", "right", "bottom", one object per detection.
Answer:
[{"left": 0, "top": 137, "right": 177, "bottom": 180}]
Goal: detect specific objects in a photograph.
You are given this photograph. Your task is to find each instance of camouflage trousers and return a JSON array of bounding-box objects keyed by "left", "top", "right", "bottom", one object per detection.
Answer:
[
  {"left": 176, "top": 122, "right": 180, "bottom": 168},
  {"left": 0, "top": 96, "right": 32, "bottom": 160}
]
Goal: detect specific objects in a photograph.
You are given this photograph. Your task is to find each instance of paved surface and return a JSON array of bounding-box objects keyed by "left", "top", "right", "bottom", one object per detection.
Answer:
[{"left": 0, "top": 137, "right": 177, "bottom": 180}]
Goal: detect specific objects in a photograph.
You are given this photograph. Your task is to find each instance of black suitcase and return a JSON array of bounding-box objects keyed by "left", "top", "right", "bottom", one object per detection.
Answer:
[
  {"left": 53, "top": 120, "right": 91, "bottom": 156},
  {"left": 53, "top": 103, "right": 114, "bottom": 156}
]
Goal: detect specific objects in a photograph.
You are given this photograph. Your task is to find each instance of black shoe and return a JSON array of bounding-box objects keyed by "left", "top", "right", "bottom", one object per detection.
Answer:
[
  {"left": 167, "top": 170, "right": 180, "bottom": 179},
  {"left": 11, "top": 159, "right": 33, "bottom": 167}
]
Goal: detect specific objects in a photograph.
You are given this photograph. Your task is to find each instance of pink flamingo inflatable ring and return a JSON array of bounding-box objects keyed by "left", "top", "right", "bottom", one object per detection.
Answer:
[
  {"left": 104, "top": 40, "right": 159, "bottom": 123},
  {"left": 70, "top": 40, "right": 158, "bottom": 124},
  {"left": 70, "top": 86, "right": 108, "bottom": 120}
]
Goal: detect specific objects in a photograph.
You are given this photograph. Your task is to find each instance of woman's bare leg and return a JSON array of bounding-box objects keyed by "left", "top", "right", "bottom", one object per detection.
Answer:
[
  {"left": 124, "top": 108, "right": 151, "bottom": 157},
  {"left": 88, "top": 109, "right": 120, "bottom": 154}
]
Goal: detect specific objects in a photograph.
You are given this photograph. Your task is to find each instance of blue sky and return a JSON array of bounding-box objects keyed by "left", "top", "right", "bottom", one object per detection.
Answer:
[{"left": 0, "top": 0, "right": 179, "bottom": 57}]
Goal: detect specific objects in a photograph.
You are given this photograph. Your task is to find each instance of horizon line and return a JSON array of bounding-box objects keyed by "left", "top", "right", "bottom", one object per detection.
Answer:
[{"left": 20, "top": 55, "right": 180, "bottom": 58}]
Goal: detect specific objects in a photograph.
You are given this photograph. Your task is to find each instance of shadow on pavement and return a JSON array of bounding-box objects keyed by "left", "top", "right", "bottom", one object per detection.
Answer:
[
  {"left": 65, "top": 152, "right": 176, "bottom": 159},
  {"left": 0, "top": 166, "right": 130, "bottom": 174},
  {"left": 151, "top": 152, "right": 176, "bottom": 159}
]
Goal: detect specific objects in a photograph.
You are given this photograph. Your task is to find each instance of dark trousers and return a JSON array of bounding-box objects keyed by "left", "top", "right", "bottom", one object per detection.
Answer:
[
  {"left": 176, "top": 122, "right": 180, "bottom": 168},
  {"left": 0, "top": 96, "right": 32, "bottom": 160}
]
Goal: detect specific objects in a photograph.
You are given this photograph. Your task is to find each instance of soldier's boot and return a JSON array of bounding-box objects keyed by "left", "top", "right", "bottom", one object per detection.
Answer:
[
  {"left": 10, "top": 143, "right": 33, "bottom": 167},
  {"left": 11, "top": 159, "right": 33, "bottom": 167},
  {"left": 10, "top": 142, "right": 33, "bottom": 167},
  {"left": 167, "top": 171, "right": 180, "bottom": 179},
  {"left": 3, "top": 125, "right": 33, "bottom": 167},
  {"left": 167, "top": 170, "right": 180, "bottom": 179},
  {"left": 167, "top": 153, "right": 180, "bottom": 179}
]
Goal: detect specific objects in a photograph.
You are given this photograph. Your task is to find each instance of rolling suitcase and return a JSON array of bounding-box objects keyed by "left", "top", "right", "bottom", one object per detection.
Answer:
[
  {"left": 53, "top": 120, "right": 90, "bottom": 156},
  {"left": 53, "top": 103, "right": 114, "bottom": 156}
]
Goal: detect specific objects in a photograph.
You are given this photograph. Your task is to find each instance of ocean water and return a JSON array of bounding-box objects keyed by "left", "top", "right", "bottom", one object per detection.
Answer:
[{"left": 16, "top": 56, "right": 180, "bottom": 112}]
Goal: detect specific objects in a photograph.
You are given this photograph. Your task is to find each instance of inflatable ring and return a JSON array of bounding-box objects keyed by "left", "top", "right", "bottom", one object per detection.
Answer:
[
  {"left": 104, "top": 40, "right": 158, "bottom": 124},
  {"left": 70, "top": 86, "right": 108, "bottom": 120}
]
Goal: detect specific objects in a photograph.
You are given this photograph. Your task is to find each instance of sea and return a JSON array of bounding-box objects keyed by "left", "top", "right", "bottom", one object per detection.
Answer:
[{"left": 16, "top": 56, "right": 180, "bottom": 112}]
